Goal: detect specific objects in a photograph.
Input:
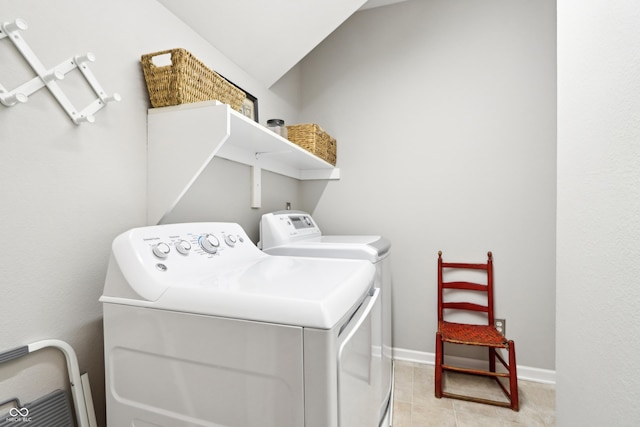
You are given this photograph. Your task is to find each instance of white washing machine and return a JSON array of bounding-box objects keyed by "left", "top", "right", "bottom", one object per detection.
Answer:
[
  {"left": 100, "top": 222, "right": 381, "bottom": 427},
  {"left": 259, "top": 211, "right": 393, "bottom": 427}
]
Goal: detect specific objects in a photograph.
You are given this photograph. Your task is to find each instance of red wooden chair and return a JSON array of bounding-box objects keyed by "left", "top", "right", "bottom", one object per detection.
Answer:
[{"left": 434, "top": 251, "right": 519, "bottom": 411}]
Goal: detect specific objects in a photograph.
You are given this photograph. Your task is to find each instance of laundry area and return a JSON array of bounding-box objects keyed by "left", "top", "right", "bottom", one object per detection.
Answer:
[{"left": 2, "top": 0, "right": 639, "bottom": 426}]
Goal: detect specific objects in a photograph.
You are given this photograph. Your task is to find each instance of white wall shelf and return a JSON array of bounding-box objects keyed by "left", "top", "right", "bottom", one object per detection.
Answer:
[{"left": 147, "top": 101, "right": 340, "bottom": 224}]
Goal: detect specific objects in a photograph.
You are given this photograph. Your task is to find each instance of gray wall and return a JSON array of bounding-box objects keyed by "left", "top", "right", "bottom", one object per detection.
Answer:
[
  {"left": 0, "top": 1, "right": 302, "bottom": 425},
  {"left": 298, "top": 0, "right": 557, "bottom": 371},
  {"left": 557, "top": 0, "right": 640, "bottom": 424}
]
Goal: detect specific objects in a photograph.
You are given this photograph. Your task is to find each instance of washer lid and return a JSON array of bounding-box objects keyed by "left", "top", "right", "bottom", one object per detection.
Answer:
[
  {"left": 102, "top": 255, "right": 375, "bottom": 329},
  {"left": 263, "top": 235, "right": 391, "bottom": 262},
  {"left": 101, "top": 222, "right": 376, "bottom": 329}
]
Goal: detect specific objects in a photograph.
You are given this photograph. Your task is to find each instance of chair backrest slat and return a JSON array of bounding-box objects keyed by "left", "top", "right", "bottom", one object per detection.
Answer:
[
  {"left": 441, "top": 262, "right": 488, "bottom": 270},
  {"left": 442, "top": 301, "right": 488, "bottom": 312},
  {"left": 442, "top": 281, "right": 487, "bottom": 292}
]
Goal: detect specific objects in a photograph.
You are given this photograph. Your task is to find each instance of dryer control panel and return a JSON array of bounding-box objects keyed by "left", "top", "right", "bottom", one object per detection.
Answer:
[
  {"left": 288, "top": 214, "right": 315, "bottom": 230},
  {"left": 259, "top": 210, "right": 321, "bottom": 249}
]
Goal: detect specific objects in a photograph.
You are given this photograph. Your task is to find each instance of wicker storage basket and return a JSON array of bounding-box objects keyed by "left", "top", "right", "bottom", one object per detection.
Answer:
[
  {"left": 286, "top": 123, "right": 337, "bottom": 166},
  {"left": 141, "top": 48, "right": 245, "bottom": 110}
]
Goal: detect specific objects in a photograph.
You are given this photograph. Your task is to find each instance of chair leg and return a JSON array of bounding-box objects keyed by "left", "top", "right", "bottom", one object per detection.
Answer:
[
  {"left": 508, "top": 340, "right": 519, "bottom": 411},
  {"left": 434, "top": 332, "right": 443, "bottom": 398},
  {"left": 489, "top": 347, "right": 496, "bottom": 373}
]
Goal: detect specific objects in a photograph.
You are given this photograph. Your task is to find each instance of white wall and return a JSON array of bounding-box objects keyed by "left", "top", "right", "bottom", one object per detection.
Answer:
[
  {"left": 299, "top": 0, "right": 557, "bottom": 371},
  {"left": 557, "top": 0, "right": 640, "bottom": 424},
  {"left": 0, "top": 1, "right": 302, "bottom": 425}
]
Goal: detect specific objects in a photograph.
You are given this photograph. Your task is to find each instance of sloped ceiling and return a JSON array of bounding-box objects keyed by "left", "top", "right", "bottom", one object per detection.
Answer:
[{"left": 156, "top": 0, "right": 406, "bottom": 87}]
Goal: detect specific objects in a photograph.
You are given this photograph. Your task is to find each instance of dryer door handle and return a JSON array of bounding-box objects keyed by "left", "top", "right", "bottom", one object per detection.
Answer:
[{"left": 337, "top": 288, "right": 379, "bottom": 358}]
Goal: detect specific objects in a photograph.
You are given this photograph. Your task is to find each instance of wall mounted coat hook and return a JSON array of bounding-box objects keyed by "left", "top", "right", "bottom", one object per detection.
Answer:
[
  {"left": 0, "top": 92, "right": 27, "bottom": 106},
  {"left": 74, "top": 52, "right": 95, "bottom": 64},
  {"left": 75, "top": 114, "right": 95, "bottom": 124},
  {"left": 43, "top": 70, "right": 64, "bottom": 83},
  {"left": 102, "top": 93, "right": 122, "bottom": 103},
  {"left": 0, "top": 18, "right": 120, "bottom": 125},
  {"left": 1, "top": 18, "right": 27, "bottom": 34}
]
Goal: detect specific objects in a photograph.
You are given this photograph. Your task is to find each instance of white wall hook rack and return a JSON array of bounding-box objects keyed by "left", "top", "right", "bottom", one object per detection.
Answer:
[{"left": 0, "top": 18, "right": 120, "bottom": 125}]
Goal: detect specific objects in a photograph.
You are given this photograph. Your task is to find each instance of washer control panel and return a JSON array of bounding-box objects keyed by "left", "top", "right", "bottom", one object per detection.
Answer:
[
  {"left": 145, "top": 228, "right": 246, "bottom": 260},
  {"left": 105, "top": 222, "right": 269, "bottom": 302},
  {"left": 111, "top": 222, "right": 265, "bottom": 277}
]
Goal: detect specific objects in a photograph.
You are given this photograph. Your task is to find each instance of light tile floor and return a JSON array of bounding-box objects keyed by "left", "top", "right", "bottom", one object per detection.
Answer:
[{"left": 392, "top": 361, "right": 556, "bottom": 427}]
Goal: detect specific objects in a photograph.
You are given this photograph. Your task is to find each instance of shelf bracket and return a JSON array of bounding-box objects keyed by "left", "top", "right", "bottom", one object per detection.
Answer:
[{"left": 250, "top": 166, "right": 262, "bottom": 208}]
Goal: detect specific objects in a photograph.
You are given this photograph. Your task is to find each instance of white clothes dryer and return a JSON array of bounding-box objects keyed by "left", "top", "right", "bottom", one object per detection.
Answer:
[
  {"left": 100, "top": 222, "right": 380, "bottom": 427},
  {"left": 259, "top": 211, "right": 393, "bottom": 427}
]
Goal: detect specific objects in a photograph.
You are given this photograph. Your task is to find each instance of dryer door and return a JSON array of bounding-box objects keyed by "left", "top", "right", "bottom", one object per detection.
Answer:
[{"left": 337, "top": 288, "right": 381, "bottom": 427}]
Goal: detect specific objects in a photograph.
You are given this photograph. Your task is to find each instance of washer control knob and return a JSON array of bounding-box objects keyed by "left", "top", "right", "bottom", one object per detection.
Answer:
[
  {"left": 224, "top": 234, "right": 237, "bottom": 247},
  {"left": 152, "top": 242, "right": 170, "bottom": 258},
  {"left": 175, "top": 240, "right": 191, "bottom": 255},
  {"left": 199, "top": 234, "right": 220, "bottom": 254}
]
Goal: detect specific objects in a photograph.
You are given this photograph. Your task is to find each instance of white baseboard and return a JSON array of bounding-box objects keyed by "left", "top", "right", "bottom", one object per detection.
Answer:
[{"left": 392, "top": 347, "right": 556, "bottom": 385}]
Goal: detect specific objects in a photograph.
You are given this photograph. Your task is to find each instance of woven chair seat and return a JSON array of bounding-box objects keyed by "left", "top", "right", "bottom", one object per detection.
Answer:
[{"left": 438, "top": 321, "right": 509, "bottom": 348}]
